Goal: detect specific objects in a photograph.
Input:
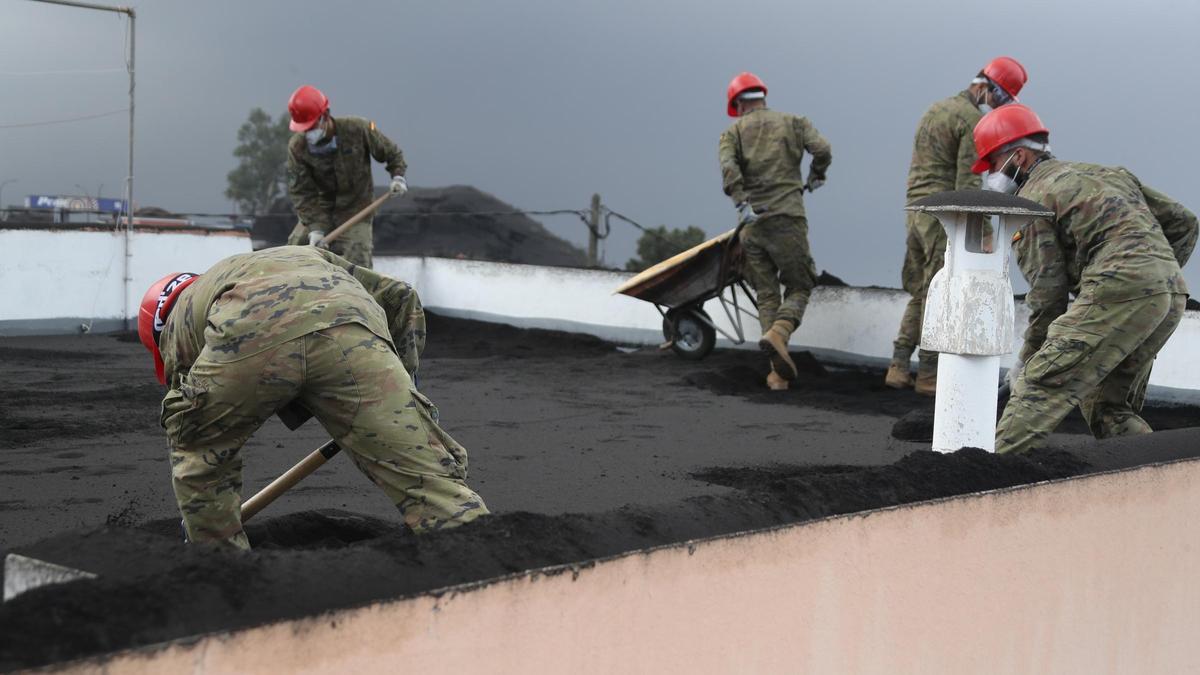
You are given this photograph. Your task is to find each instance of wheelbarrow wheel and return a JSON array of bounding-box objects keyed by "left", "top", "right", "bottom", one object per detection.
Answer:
[{"left": 663, "top": 307, "right": 716, "bottom": 361}]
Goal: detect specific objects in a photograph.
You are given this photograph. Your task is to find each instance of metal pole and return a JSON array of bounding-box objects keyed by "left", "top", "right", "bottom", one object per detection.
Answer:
[
  {"left": 588, "top": 193, "right": 601, "bottom": 267},
  {"left": 26, "top": 0, "right": 135, "bottom": 327},
  {"left": 124, "top": 9, "right": 135, "bottom": 330},
  {"left": 0, "top": 179, "right": 16, "bottom": 218}
]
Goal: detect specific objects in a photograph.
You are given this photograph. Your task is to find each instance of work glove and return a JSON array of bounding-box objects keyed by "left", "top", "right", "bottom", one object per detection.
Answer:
[
  {"left": 805, "top": 175, "right": 825, "bottom": 192},
  {"left": 389, "top": 174, "right": 408, "bottom": 196},
  {"left": 736, "top": 201, "right": 759, "bottom": 225},
  {"left": 308, "top": 230, "right": 328, "bottom": 248}
]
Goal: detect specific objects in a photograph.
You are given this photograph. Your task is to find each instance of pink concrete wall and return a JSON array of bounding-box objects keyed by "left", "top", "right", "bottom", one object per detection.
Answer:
[{"left": 56, "top": 459, "right": 1200, "bottom": 674}]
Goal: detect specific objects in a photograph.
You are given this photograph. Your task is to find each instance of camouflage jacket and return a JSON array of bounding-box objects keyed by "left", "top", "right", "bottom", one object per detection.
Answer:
[
  {"left": 1014, "top": 159, "right": 1195, "bottom": 361},
  {"left": 719, "top": 108, "right": 832, "bottom": 219},
  {"left": 159, "top": 247, "right": 425, "bottom": 388},
  {"left": 287, "top": 116, "right": 406, "bottom": 232},
  {"left": 905, "top": 91, "right": 982, "bottom": 202}
]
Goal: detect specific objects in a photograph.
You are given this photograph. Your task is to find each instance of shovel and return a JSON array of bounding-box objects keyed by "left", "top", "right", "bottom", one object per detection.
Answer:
[
  {"left": 241, "top": 439, "right": 343, "bottom": 523},
  {"left": 315, "top": 190, "right": 395, "bottom": 247}
]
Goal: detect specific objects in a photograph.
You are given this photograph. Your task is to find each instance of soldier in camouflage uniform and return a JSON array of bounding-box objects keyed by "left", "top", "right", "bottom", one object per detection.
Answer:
[
  {"left": 887, "top": 57, "right": 1028, "bottom": 395},
  {"left": 719, "top": 72, "right": 832, "bottom": 391},
  {"left": 285, "top": 85, "right": 408, "bottom": 268},
  {"left": 971, "top": 104, "right": 1197, "bottom": 455},
  {"left": 137, "top": 246, "right": 488, "bottom": 549}
]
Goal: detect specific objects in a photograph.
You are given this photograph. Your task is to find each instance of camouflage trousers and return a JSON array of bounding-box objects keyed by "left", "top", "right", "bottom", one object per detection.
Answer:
[
  {"left": 739, "top": 214, "right": 817, "bottom": 334},
  {"left": 892, "top": 210, "right": 947, "bottom": 372},
  {"left": 161, "top": 323, "right": 488, "bottom": 549},
  {"left": 287, "top": 218, "right": 375, "bottom": 269},
  {"left": 996, "top": 293, "right": 1185, "bottom": 455}
]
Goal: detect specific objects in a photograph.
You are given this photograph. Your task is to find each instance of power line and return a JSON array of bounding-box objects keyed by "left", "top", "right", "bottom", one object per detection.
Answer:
[
  {"left": 0, "top": 107, "right": 128, "bottom": 129},
  {"left": 0, "top": 201, "right": 678, "bottom": 245},
  {"left": 0, "top": 67, "right": 126, "bottom": 76}
]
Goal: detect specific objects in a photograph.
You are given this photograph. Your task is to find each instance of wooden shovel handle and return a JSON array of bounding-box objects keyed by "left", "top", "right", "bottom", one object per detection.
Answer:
[
  {"left": 320, "top": 192, "right": 394, "bottom": 246},
  {"left": 241, "top": 440, "right": 342, "bottom": 523}
]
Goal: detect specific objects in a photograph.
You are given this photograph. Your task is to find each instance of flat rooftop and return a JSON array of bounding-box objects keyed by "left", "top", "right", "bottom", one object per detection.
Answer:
[{"left": 2, "top": 313, "right": 1199, "bottom": 669}]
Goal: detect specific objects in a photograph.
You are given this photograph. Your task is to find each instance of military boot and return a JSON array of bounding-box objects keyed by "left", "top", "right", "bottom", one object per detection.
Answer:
[
  {"left": 914, "top": 368, "right": 937, "bottom": 397},
  {"left": 885, "top": 362, "right": 914, "bottom": 389},
  {"left": 766, "top": 365, "right": 790, "bottom": 391},
  {"left": 759, "top": 320, "right": 798, "bottom": 381}
]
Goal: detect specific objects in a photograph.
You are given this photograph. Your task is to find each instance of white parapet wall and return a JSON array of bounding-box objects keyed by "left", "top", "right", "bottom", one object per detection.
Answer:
[
  {"left": 2, "top": 243, "right": 1196, "bottom": 398},
  {"left": 376, "top": 256, "right": 1200, "bottom": 399},
  {"left": 51, "top": 458, "right": 1200, "bottom": 674},
  {"left": 0, "top": 226, "right": 251, "bottom": 335}
]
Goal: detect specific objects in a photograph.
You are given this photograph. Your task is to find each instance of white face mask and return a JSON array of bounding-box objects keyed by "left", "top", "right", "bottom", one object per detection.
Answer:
[
  {"left": 984, "top": 170, "right": 1017, "bottom": 194},
  {"left": 984, "top": 153, "right": 1020, "bottom": 194},
  {"left": 972, "top": 86, "right": 993, "bottom": 114},
  {"left": 305, "top": 125, "right": 325, "bottom": 144}
]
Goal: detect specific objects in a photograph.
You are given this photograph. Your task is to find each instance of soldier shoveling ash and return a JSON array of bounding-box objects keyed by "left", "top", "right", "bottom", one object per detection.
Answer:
[
  {"left": 137, "top": 247, "right": 489, "bottom": 549},
  {"left": 285, "top": 84, "right": 408, "bottom": 268},
  {"left": 718, "top": 71, "right": 833, "bottom": 392},
  {"left": 886, "top": 56, "right": 1028, "bottom": 396},
  {"left": 972, "top": 104, "right": 1198, "bottom": 455}
]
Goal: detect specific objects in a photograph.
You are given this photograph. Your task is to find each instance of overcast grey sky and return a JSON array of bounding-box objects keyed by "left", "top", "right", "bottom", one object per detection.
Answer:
[{"left": 2, "top": 0, "right": 1198, "bottom": 288}]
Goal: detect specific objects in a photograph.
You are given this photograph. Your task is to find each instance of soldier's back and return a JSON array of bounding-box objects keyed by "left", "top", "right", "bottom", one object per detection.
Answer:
[
  {"left": 725, "top": 108, "right": 813, "bottom": 218},
  {"left": 1020, "top": 160, "right": 1185, "bottom": 302},
  {"left": 734, "top": 109, "right": 806, "bottom": 180},
  {"left": 162, "top": 247, "right": 388, "bottom": 373},
  {"left": 906, "top": 92, "right": 981, "bottom": 200}
]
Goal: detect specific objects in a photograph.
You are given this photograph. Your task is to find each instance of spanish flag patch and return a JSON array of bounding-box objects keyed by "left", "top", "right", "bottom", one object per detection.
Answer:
[{"left": 1012, "top": 229, "right": 1024, "bottom": 244}]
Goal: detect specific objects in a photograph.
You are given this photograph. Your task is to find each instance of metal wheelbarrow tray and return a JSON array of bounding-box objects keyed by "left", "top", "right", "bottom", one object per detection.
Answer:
[{"left": 614, "top": 226, "right": 758, "bottom": 360}]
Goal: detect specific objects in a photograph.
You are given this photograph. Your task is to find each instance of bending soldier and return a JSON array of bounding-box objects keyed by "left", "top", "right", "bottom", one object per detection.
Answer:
[
  {"left": 718, "top": 72, "right": 832, "bottom": 391},
  {"left": 285, "top": 84, "right": 408, "bottom": 268},
  {"left": 972, "top": 104, "right": 1197, "bottom": 454},
  {"left": 137, "top": 246, "right": 489, "bottom": 549}
]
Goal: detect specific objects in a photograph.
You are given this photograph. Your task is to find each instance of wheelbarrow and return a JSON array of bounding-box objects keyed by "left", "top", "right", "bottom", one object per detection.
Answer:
[{"left": 615, "top": 224, "right": 759, "bottom": 360}]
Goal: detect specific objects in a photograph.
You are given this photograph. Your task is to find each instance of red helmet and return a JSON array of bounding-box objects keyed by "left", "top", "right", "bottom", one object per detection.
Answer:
[
  {"left": 981, "top": 56, "right": 1027, "bottom": 99},
  {"left": 726, "top": 72, "right": 767, "bottom": 117},
  {"left": 138, "top": 272, "right": 200, "bottom": 384},
  {"left": 971, "top": 104, "right": 1049, "bottom": 174},
  {"left": 288, "top": 85, "right": 330, "bottom": 132}
]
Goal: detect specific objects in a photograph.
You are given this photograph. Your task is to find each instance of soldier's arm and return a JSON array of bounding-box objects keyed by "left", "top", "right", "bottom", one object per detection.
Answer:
[
  {"left": 287, "top": 143, "right": 335, "bottom": 232},
  {"left": 954, "top": 121, "right": 982, "bottom": 190},
  {"left": 365, "top": 120, "right": 407, "bottom": 177},
  {"left": 315, "top": 249, "right": 425, "bottom": 374},
  {"left": 718, "top": 128, "right": 748, "bottom": 205},
  {"left": 1140, "top": 182, "right": 1198, "bottom": 267},
  {"left": 1017, "top": 217, "right": 1070, "bottom": 363},
  {"left": 796, "top": 116, "right": 832, "bottom": 180}
]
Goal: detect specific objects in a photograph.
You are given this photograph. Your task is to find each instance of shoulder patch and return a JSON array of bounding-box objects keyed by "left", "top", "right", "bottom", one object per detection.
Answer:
[
  {"left": 1012, "top": 230, "right": 1024, "bottom": 243},
  {"left": 369, "top": 120, "right": 376, "bottom": 131}
]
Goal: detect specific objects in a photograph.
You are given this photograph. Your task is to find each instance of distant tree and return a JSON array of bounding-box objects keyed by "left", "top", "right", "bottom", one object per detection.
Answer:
[
  {"left": 625, "top": 225, "right": 708, "bottom": 272},
  {"left": 225, "top": 108, "right": 292, "bottom": 216}
]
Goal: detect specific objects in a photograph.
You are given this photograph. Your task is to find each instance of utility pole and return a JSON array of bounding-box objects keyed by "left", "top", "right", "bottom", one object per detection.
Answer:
[
  {"left": 29, "top": 0, "right": 136, "bottom": 328},
  {"left": 0, "top": 179, "right": 17, "bottom": 220},
  {"left": 588, "top": 193, "right": 601, "bottom": 267}
]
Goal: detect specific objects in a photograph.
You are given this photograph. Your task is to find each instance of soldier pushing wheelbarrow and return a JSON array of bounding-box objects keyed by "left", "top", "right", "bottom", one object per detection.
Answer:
[{"left": 618, "top": 71, "right": 832, "bottom": 391}]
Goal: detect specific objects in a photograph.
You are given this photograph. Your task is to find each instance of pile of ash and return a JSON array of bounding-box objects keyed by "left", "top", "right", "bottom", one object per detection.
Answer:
[{"left": 251, "top": 186, "right": 587, "bottom": 267}]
